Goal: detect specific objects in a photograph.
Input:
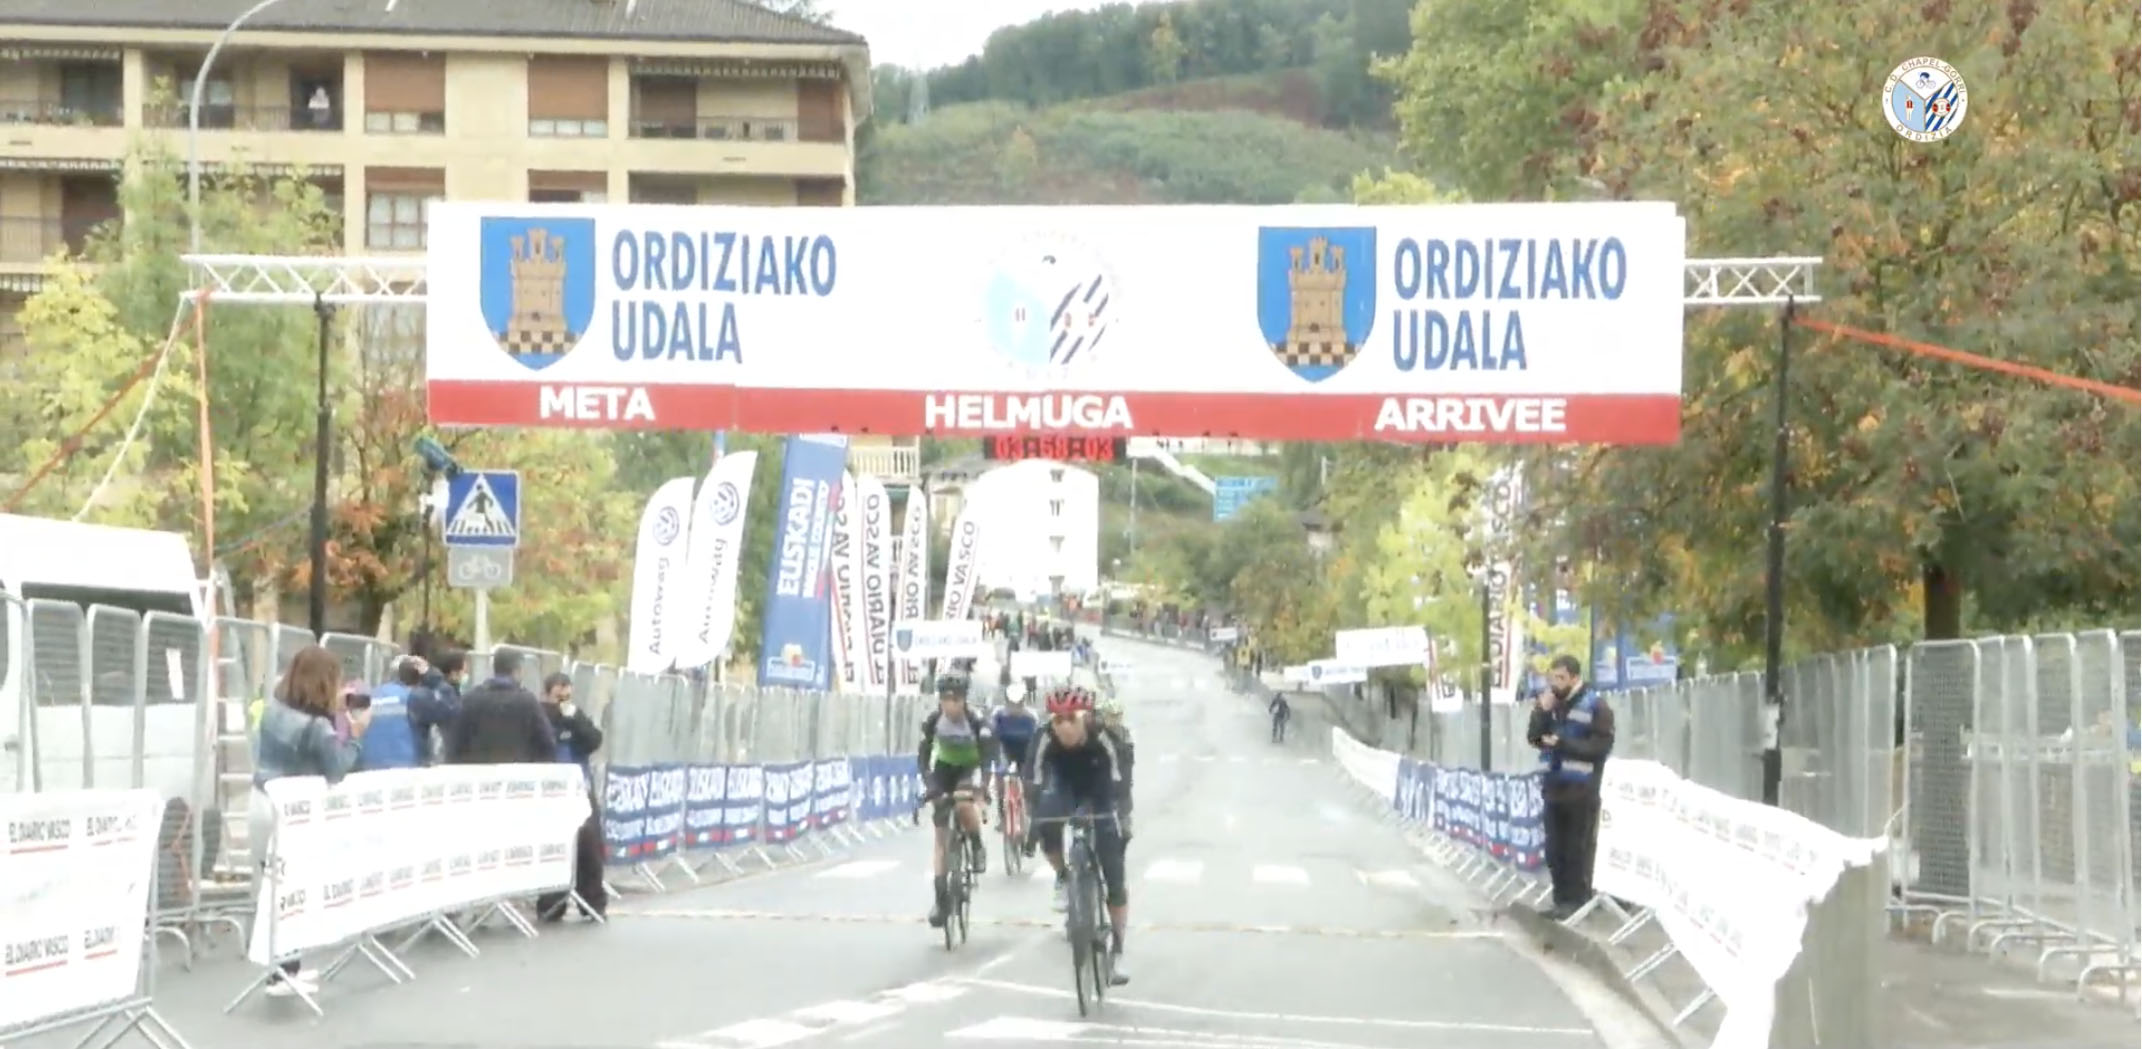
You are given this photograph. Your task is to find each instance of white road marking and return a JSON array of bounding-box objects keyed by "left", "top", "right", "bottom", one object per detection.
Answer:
[
  {"left": 816, "top": 859, "right": 899, "bottom": 880},
  {"left": 687, "top": 1018, "right": 816, "bottom": 1049},
  {"left": 1252, "top": 864, "right": 1311, "bottom": 886},
  {"left": 951, "top": 977, "right": 1598, "bottom": 1035},
  {"left": 788, "top": 999, "right": 904, "bottom": 1025},
  {"left": 946, "top": 1016, "right": 1364, "bottom": 1047},
  {"left": 1226, "top": 754, "right": 1248, "bottom": 763},
  {"left": 1357, "top": 869, "right": 1419, "bottom": 890},
  {"left": 1192, "top": 754, "right": 1218, "bottom": 763},
  {"left": 884, "top": 980, "right": 970, "bottom": 1004},
  {"left": 1142, "top": 858, "right": 1205, "bottom": 884}
]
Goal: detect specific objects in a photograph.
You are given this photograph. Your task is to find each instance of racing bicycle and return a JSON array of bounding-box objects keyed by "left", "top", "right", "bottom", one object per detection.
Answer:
[
  {"left": 995, "top": 765, "right": 1029, "bottom": 877},
  {"left": 1036, "top": 809, "right": 1117, "bottom": 1015},
  {"left": 916, "top": 789, "right": 985, "bottom": 951}
]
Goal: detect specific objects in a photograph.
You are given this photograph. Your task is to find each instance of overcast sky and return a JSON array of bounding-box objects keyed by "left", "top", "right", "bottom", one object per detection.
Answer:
[{"left": 823, "top": 0, "right": 1103, "bottom": 71}]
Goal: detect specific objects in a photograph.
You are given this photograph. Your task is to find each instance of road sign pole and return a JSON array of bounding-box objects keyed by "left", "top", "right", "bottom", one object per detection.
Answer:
[{"left": 474, "top": 589, "right": 491, "bottom": 653}]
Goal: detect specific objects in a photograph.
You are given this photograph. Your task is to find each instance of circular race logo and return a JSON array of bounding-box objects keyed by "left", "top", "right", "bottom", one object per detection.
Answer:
[
  {"left": 653, "top": 506, "right": 683, "bottom": 546},
  {"left": 981, "top": 237, "right": 1120, "bottom": 380},
  {"left": 710, "top": 482, "right": 742, "bottom": 527},
  {"left": 1883, "top": 57, "right": 1967, "bottom": 142}
]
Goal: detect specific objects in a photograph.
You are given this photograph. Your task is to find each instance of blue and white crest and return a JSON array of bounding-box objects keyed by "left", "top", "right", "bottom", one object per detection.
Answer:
[
  {"left": 478, "top": 216, "right": 597, "bottom": 371},
  {"left": 1256, "top": 226, "right": 1377, "bottom": 383},
  {"left": 981, "top": 236, "right": 1119, "bottom": 378},
  {"left": 894, "top": 626, "right": 915, "bottom": 652},
  {"left": 1882, "top": 57, "right": 1968, "bottom": 143}
]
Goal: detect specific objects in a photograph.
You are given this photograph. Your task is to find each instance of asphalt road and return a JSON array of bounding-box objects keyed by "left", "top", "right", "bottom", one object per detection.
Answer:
[{"left": 20, "top": 636, "right": 1648, "bottom": 1049}]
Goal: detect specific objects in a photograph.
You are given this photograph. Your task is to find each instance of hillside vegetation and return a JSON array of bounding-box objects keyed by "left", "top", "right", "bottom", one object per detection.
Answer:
[
  {"left": 871, "top": 0, "right": 1412, "bottom": 129},
  {"left": 857, "top": 101, "right": 1393, "bottom": 206}
]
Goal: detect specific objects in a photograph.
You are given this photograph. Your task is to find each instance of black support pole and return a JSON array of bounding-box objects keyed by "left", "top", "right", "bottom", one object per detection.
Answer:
[
  {"left": 307, "top": 292, "right": 333, "bottom": 636},
  {"left": 1759, "top": 295, "right": 1796, "bottom": 806},
  {"left": 1478, "top": 577, "right": 1493, "bottom": 771}
]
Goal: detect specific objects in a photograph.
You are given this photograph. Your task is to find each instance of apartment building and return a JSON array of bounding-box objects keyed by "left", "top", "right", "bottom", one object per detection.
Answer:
[{"left": 0, "top": 0, "right": 872, "bottom": 360}]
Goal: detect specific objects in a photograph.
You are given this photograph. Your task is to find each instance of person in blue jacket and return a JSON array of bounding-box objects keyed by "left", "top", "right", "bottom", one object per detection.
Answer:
[{"left": 357, "top": 656, "right": 457, "bottom": 770}]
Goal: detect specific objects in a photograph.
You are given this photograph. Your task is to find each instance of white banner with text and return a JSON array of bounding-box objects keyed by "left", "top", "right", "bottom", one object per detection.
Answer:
[
  {"left": 246, "top": 765, "right": 591, "bottom": 966},
  {"left": 425, "top": 203, "right": 1687, "bottom": 443},
  {"left": 1, "top": 789, "right": 162, "bottom": 1033}
]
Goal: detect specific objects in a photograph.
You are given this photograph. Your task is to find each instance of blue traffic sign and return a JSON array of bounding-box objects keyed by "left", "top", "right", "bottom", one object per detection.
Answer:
[
  {"left": 443, "top": 470, "right": 521, "bottom": 548},
  {"left": 1212, "top": 475, "right": 1278, "bottom": 522}
]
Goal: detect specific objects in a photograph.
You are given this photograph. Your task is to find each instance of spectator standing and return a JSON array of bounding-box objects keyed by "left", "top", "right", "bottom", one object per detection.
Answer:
[
  {"left": 251, "top": 645, "right": 370, "bottom": 996},
  {"left": 358, "top": 657, "right": 456, "bottom": 770},
  {"left": 536, "top": 672, "right": 608, "bottom": 921},
  {"left": 444, "top": 650, "right": 556, "bottom": 764},
  {"left": 1526, "top": 653, "right": 1615, "bottom": 920},
  {"left": 418, "top": 649, "right": 469, "bottom": 761}
]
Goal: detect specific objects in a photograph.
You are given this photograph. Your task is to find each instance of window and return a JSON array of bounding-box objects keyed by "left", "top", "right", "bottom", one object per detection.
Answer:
[
  {"left": 57, "top": 62, "right": 121, "bottom": 123},
  {"left": 630, "top": 75, "right": 697, "bottom": 138},
  {"left": 527, "top": 56, "right": 609, "bottom": 138},
  {"left": 362, "top": 52, "right": 446, "bottom": 135},
  {"left": 364, "top": 110, "right": 445, "bottom": 134},
  {"left": 366, "top": 192, "right": 437, "bottom": 250},
  {"left": 529, "top": 117, "right": 609, "bottom": 138},
  {"left": 176, "top": 77, "right": 236, "bottom": 129}
]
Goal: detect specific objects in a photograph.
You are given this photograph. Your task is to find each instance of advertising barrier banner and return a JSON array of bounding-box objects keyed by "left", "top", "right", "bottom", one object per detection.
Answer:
[
  {"left": 0, "top": 789, "right": 162, "bottom": 1032},
  {"left": 759, "top": 435, "right": 848, "bottom": 690},
  {"left": 425, "top": 202, "right": 1689, "bottom": 443},
  {"left": 247, "top": 765, "right": 591, "bottom": 966}
]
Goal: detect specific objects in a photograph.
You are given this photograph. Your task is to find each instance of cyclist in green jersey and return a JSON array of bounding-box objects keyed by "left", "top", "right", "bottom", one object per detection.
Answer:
[{"left": 919, "top": 673, "right": 996, "bottom": 928}]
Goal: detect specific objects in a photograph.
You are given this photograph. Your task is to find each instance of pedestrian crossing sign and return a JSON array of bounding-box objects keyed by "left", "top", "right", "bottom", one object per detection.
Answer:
[{"left": 443, "top": 470, "right": 520, "bottom": 548}]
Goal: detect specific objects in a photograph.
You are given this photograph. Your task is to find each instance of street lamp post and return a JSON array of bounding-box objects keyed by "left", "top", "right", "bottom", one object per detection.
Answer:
[{"left": 186, "top": 0, "right": 293, "bottom": 254}]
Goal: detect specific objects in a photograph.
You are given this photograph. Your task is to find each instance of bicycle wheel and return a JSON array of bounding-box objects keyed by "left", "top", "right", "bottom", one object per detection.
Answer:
[
  {"left": 1001, "top": 791, "right": 1025, "bottom": 876},
  {"left": 956, "top": 858, "right": 973, "bottom": 944},
  {"left": 942, "top": 871, "right": 958, "bottom": 952},
  {"left": 1067, "top": 862, "right": 1093, "bottom": 1017},
  {"left": 1086, "top": 864, "right": 1111, "bottom": 1007}
]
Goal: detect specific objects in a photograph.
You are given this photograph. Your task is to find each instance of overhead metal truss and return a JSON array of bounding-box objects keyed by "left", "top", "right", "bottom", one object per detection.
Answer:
[
  {"left": 181, "top": 254, "right": 1823, "bottom": 308},
  {"left": 1682, "top": 256, "right": 1823, "bottom": 306}
]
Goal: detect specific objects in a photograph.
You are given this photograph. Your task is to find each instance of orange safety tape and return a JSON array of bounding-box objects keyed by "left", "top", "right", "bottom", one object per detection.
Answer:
[{"left": 1795, "top": 317, "right": 2140, "bottom": 406}]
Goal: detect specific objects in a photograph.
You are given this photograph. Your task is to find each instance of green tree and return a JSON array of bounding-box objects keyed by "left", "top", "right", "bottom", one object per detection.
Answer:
[
  {"left": 1146, "top": 12, "right": 1189, "bottom": 85},
  {"left": 1375, "top": 0, "right": 2140, "bottom": 657},
  {"left": 1, "top": 141, "right": 343, "bottom": 594},
  {"left": 424, "top": 429, "right": 637, "bottom": 651}
]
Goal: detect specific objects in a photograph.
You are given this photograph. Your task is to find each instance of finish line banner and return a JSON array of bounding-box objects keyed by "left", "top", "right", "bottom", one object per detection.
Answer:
[{"left": 424, "top": 203, "right": 1688, "bottom": 444}]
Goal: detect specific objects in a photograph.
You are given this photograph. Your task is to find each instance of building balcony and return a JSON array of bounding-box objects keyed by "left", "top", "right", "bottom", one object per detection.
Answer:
[
  {"left": 0, "top": 215, "right": 101, "bottom": 275},
  {"left": 622, "top": 112, "right": 845, "bottom": 179},
  {"left": 0, "top": 97, "right": 128, "bottom": 164},
  {"left": 849, "top": 442, "right": 920, "bottom": 482},
  {"left": 145, "top": 102, "right": 343, "bottom": 133}
]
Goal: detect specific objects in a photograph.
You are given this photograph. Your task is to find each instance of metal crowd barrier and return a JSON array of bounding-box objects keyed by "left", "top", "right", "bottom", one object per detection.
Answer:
[
  {"left": 1894, "top": 630, "right": 2140, "bottom": 995},
  {"left": 1, "top": 595, "right": 947, "bottom": 973}
]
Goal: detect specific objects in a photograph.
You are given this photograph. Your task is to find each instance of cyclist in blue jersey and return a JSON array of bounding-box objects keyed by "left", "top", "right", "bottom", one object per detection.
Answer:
[{"left": 989, "top": 679, "right": 1043, "bottom": 852}]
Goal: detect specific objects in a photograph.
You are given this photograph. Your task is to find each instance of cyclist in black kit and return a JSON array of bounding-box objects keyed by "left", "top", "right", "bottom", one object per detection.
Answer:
[{"left": 1033, "top": 684, "right": 1133, "bottom": 986}]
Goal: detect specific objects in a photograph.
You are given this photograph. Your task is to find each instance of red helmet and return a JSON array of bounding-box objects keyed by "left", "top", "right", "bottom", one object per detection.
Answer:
[{"left": 1044, "top": 685, "right": 1093, "bottom": 717}]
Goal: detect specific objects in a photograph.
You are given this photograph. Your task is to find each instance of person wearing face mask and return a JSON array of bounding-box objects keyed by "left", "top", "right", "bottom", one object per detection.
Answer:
[{"left": 1526, "top": 653, "right": 1615, "bottom": 921}]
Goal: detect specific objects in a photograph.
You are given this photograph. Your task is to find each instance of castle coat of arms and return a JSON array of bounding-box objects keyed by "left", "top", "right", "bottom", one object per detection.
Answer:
[
  {"left": 478, "top": 216, "right": 597, "bottom": 371},
  {"left": 1255, "top": 226, "right": 1378, "bottom": 383}
]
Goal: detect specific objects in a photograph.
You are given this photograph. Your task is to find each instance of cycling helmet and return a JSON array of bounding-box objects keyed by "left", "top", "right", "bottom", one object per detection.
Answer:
[
  {"left": 1044, "top": 684, "right": 1094, "bottom": 717},
  {"left": 936, "top": 673, "right": 971, "bottom": 699}
]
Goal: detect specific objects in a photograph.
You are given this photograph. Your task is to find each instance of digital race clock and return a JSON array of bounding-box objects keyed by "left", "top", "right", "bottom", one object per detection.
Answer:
[{"left": 982, "top": 435, "right": 1128, "bottom": 463}]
